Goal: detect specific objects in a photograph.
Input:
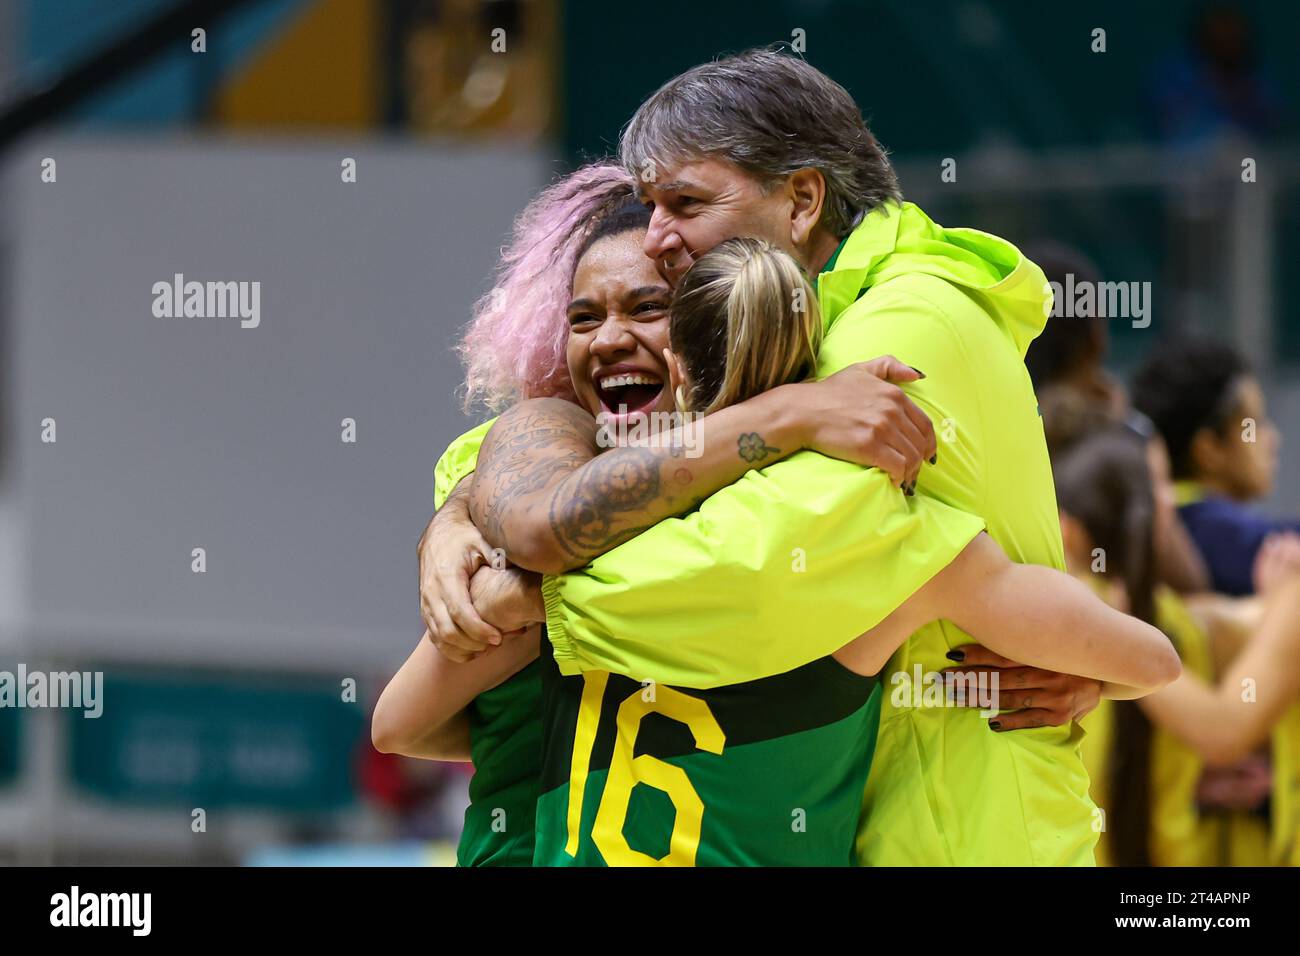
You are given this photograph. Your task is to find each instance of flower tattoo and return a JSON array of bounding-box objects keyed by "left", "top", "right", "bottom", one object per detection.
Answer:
[{"left": 737, "top": 432, "right": 781, "bottom": 463}]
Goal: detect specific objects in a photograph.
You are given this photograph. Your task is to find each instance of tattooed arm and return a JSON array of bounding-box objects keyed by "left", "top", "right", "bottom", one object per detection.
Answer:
[
  {"left": 467, "top": 357, "right": 935, "bottom": 575},
  {"left": 467, "top": 396, "right": 796, "bottom": 575}
]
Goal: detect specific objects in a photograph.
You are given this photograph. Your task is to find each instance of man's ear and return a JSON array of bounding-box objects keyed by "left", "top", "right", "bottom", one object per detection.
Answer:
[{"left": 786, "top": 168, "right": 827, "bottom": 247}]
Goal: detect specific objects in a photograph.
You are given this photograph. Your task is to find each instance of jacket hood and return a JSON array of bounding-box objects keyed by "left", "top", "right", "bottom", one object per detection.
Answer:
[{"left": 816, "top": 201, "right": 1051, "bottom": 358}]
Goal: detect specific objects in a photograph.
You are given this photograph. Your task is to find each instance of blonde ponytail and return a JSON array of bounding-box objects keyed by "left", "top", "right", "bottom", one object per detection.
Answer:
[{"left": 670, "top": 238, "right": 822, "bottom": 414}]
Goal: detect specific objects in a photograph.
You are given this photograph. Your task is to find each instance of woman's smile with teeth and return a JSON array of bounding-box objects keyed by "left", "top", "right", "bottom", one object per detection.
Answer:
[
  {"left": 599, "top": 372, "right": 661, "bottom": 390},
  {"left": 594, "top": 369, "right": 665, "bottom": 416}
]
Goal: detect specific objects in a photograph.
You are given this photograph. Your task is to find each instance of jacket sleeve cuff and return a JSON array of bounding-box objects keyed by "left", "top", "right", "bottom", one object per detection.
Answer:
[{"left": 541, "top": 575, "right": 580, "bottom": 676}]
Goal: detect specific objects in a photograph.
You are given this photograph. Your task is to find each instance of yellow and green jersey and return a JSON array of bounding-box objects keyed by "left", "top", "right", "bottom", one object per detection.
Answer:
[
  {"left": 434, "top": 421, "right": 543, "bottom": 868},
  {"left": 458, "top": 658, "right": 544, "bottom": 866},
  {"left": 534, "top": 418, "right": 984, "bottom": 864},
  {"left": 439, "top": 398, "right": 985, "bottom": 866},
  {"left": 532, "top": 635, "right": 881, "bottom": 867},
  {"left": 543, "top": 201, "right": 1088, "bottom": 866}
]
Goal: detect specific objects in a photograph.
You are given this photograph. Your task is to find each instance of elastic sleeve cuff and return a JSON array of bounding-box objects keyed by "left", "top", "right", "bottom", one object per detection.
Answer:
[{"left": 541, "top": 575, "right": 580, "bottom": 676}]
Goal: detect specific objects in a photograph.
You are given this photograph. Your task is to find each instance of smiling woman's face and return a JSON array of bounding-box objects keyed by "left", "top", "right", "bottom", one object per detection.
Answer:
[{"left": 566, "top": 229, "right": 676, "bottom": 426}]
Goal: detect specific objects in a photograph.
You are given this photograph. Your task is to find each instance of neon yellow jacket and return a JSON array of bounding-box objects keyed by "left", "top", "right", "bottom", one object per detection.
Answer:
[
  {"left": 535, "top": 201, "right": 1094, "bottom": 865},
  {"left": 435, "top": 415, "right": 978, "bottom": 688},
  {"left": 540, "top": 206, "right": 988, "bottom": 685},
  {"left": 433, "top": 418, "right": 495, "bottom": 509},
  {"left": 439, "top": 203, "right": 1089, "bottom": 864}
]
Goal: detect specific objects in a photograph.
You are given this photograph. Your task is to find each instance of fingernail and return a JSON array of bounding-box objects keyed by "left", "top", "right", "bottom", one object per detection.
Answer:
[
  {"left": 929, "top": 455, "right": 937, "bottom": 465},
  {"left": 946, "top": 649, "right": 965, "bottom": 662},
  {"left": 908, "top": 365, "right": 926, "bottom": 379},
  {"left": 989, "top": 720, "right": 1002, "bottom": 731}
]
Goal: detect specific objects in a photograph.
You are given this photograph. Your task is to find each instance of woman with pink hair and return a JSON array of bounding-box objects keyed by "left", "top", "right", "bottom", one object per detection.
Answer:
[
  {"left": 455, "top": 163, "right": 638, "bottom": 413},
  {"left": 373, "top": 163, "right": 934, "bottom": 866}
]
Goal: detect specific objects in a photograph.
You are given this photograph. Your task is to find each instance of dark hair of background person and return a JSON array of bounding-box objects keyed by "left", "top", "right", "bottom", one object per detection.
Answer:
[
  {"left": 1052, "top": 424, "right": 1163, "bottom": 867},
  {"left": 1022, "top": 241, "right": 1108, "bottom": 391},
  {"left": 1131, "top": 333, "right": 1248, "bottom": 480}
]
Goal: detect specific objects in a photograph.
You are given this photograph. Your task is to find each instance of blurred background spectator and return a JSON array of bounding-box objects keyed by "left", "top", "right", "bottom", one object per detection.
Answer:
[{"left": 1146, "top": 3, "right": 1283, "bottom": 147}]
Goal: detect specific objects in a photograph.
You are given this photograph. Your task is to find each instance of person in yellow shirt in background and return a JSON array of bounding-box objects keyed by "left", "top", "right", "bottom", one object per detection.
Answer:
[{"left": 1046, "top": 401, "right": 1300, "bottom": 866}]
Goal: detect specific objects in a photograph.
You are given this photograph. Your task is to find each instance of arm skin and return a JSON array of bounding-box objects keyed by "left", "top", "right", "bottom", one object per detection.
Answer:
[
  {"left": 383, "top": 421, "right": 546, "bottom": 758},
  {"left": 1182, "top": 592, "right": 1262, "bottom": 676},
  {"left": 469, "top": 396, "right": 739, "bottom": 575},
  {"left": 418, "top": 476, "right": 503, "bottom": 652},
  {"left": 418, "top": 417, "right": 507, "bottom": 657},
  {"left": 372, "top": 624, "right": 541, "bottom": 761},
  {"left": 1137, "top": 575, "right": 1300, "bottom": 766},
  {"left": 834, "top": 532, "right": 1182, "bottom": 696},
  {"left": 424, "top": 359, "right": 934, "bottom": 659},
  {"left": 468, "top": 373, "right": 930, "bottom": 575}
]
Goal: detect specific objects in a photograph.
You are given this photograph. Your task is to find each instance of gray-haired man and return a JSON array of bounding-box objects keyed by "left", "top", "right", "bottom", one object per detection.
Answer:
[{"left": 539, "top": 48, "right": 1102, "bottom": 866}]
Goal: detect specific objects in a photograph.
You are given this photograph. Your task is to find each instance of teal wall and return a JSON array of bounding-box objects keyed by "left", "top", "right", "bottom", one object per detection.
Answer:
[{"left": 560, "top": 0, "right": 1296, "bottom": 161}]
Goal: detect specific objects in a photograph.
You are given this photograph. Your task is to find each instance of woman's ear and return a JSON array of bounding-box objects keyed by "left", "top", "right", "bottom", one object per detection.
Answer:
[{"left": 663, "top": 348, "right": 688, "bottom": 412}]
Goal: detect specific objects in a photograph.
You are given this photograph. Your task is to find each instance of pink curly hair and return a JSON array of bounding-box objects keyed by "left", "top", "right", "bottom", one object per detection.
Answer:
[{"left": 457, "top": 162, "right": 638, "bottom": 412}]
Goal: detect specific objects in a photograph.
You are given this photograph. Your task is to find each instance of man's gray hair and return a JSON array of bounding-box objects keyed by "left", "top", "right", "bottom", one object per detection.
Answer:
[{"left": 620, "top": 48, "right": 902, "bottom": 238}]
